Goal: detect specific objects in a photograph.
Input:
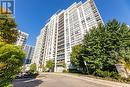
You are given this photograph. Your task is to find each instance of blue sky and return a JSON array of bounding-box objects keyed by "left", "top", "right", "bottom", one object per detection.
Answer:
[{"left": 15, "top": 0, "right": 130, "bottom": 46}]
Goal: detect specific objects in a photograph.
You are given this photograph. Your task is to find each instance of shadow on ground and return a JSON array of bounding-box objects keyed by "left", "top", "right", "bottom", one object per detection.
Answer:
[{"left": 13, "top": 78, "right": 43, "bottom": 87}]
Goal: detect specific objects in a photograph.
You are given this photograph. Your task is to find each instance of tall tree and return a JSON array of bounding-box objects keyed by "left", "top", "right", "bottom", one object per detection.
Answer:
[
  {"left": 71, "top": 44, "right": 85, "bottom": 71},
  {"left": 71, "top": 20, "right": 130, "bottom": 75},
  {"left": 0, "top": 9, "right": 24, "bottom": 87},
  {"left": 0, "top": 13, "right": 18, "bottom": 44}
]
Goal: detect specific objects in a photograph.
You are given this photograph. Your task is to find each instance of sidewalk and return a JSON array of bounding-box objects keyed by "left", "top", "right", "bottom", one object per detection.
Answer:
[{"left": 41, "top": 72, "right": 130, "bottom": 87}]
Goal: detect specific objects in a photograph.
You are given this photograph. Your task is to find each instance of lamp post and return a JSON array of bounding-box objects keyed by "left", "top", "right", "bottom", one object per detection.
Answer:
[{"left": 84, "top": 61, "right": 89, "bottom": 74}]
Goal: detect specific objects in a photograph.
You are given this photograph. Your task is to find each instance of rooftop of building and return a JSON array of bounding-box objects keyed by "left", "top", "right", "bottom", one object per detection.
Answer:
[
  {"left": 18, "top": 30, "right": 29, "bottom": 36},
  {"left": 43, "top": 0, "right": 90, "bottom": 27}
]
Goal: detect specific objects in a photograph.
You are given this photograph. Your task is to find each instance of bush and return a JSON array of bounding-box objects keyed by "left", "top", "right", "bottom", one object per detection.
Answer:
[
  {"left": 95, "top": 69, "right": 111, "bottom": 77},
  {"left": 95, "top": 69, "right": 120, "bottom": 79},
  {"left": 29, "top": 63, "right": 37, "bottom": 74},
  {"left": 63, "top": 69, "right": 68, "bottom": 73},
  {"left": 110, "top": 71, "right": 121, "bottom": 79}
]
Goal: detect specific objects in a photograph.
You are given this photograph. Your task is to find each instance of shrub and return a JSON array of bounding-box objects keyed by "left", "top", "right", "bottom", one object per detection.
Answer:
[
  {"left": 95, "top": 69, "right": 111, "bottom": 77},
  {"left": 29, "top": 63, "right": 37, "bottom": 74},
  {"left": 110, "top": 71, "right": 121, "bottom": 79},
  {"left": 95, "top": 69, "right": 120, "bottom": 79},
  {"left": 63, "top": 69, "right": 68, "bottom": 73}
]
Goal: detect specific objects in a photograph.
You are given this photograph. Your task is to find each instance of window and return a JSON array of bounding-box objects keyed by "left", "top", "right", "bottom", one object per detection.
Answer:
[
  {"left": 75, "top": 31, "right": 78, "bottom": 34},
  {"left": 67, "top": 43, "right": 70, "bottom": 47},
  {"left": 86, "top": 17, "right": 91, "bottom": 21}
]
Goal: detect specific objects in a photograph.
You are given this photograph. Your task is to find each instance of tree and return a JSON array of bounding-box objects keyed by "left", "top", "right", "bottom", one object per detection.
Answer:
[
  {"left": 70, "top": 44, "right": 86, "bottom": 72},
  {"left": 71, "top": 19, "right": 130, "bottom": 76},
  {"left": 0, "top": 11, "right": 24, "bottom": 87},
  {"left": 0, "top": 13, "right": 18, "bottom": 44},
  {"left": 39, "top": 64, "right": 46, "bottom": 72},
  {"left": 46, "top": 59, "right": 54, "bottom": 72},
  {"left": 29, "top": 63, "right": 37, "bottom": 73},
  {"left": 62, "top": 62, "right": 66, "bottom": 68},
  {"left": 0, "top": 42, "right": 25, "bottom": 87}
]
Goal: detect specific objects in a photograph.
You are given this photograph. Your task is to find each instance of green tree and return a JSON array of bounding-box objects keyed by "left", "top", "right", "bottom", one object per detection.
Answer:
[
  {"left": 62, "top": 62, "right": 66, "bottom": 68},
  {"left": 46, "top": 59, "right": 54, "bottom": 72},
  {"left": 29, "top": 63, "right": 37, "bottom": 73},
  {"left": 71, "top": 44, "right": 86, "bottom": 72},
  {"left": 71, "top": 20, "right": 130, "bottom": 76},
  {"left": 0, "top": 13, "right": 18, "bottom": 44},
  {"left": 0, "top": 11, "right": 25, "bottom": 87},
  {"left": 0, "top": 42, "right": 25, "bottom": 87}
]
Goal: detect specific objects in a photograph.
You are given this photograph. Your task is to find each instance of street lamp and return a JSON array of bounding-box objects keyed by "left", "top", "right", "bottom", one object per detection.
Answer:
[{"left": 84, "top": 61, "right": 89, "bottom": 74}]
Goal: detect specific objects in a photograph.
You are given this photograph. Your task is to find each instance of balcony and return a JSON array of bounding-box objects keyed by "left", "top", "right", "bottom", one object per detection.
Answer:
[
  {"left": 57, "top": 52, "right": 65, "bottom": 56},
  {"left": 57, "top": 48, "right": 64, "bottom": 52},
  {"left": 58, "top": 32, "right": 64, "bottom": 36},
  {"left": 57, "top": 47, "right": 64, "bottom": 51},
  {"left": 58, "top": 41, "right": 64, "bottom": 45}
]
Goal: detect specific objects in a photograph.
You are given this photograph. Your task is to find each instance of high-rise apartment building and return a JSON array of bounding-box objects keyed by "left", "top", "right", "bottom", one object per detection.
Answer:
[
  {"left": 23, "top": 45, "right": 34, "bottom": 64},
  {"left": 16, "top": 30, "right": 29, "bottom": 47},
  {"left": 23, "top": 45, "right": 34, "bottom": 71},
  {"left": 32, "top": 29, "right": 47, "bottom": 71},
  {"left": 33, "top": 0, "right": 104, "bottom": 72}
]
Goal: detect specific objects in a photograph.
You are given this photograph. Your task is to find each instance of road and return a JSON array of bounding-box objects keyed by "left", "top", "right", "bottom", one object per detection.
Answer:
[{"left": 13, "top": 73, "right": 113, "bottom": 87}]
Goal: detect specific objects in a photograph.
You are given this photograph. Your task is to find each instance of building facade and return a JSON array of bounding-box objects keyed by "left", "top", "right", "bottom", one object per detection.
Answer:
[
  {"left": 33, "top": 0, "right": 104, "bottom": 72},
  {"left": 16, "top": 30, "right": 29, "bottom": 47},
  {"left": 23, "top": 45, "right": 34, "bottom": 64},
  {"left": 23, "top": 45, "right": 34, "bottom": 71},
  {"left": 32, "top": 29, "right": 47, "bottom": 71}
]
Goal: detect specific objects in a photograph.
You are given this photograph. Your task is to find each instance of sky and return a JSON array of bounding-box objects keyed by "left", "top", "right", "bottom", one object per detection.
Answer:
[{"left": 15, "top": 0, "right": 130, "bottom": 46}]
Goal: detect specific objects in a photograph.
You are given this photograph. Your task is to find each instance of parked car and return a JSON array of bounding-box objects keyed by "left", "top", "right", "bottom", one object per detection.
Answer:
[{"left": 15, "top": 72, "right": 39, "bottom": 79}]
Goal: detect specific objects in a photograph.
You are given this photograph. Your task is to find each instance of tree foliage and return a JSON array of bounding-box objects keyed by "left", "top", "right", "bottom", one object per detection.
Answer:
[
  {"left": 0, "top": 13, "right": 18, "bottom": 44},
  {"left": 0, "top": 12, "right": 24, "bottom": 87},
  {"left": 46, "top": 59, "right": 54, "bottom": 71},
  {"left": 71, "top": 44, "right": 85, "bottom": 71},
  {"left": 0, "top": 42, "right": 25, "bottom": 87},
  {"left": 29, "top": 63, "right": 37, "bottom": 73},
  {"left": 71, "top": 20, "right": 130, "bottom": 76}
]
